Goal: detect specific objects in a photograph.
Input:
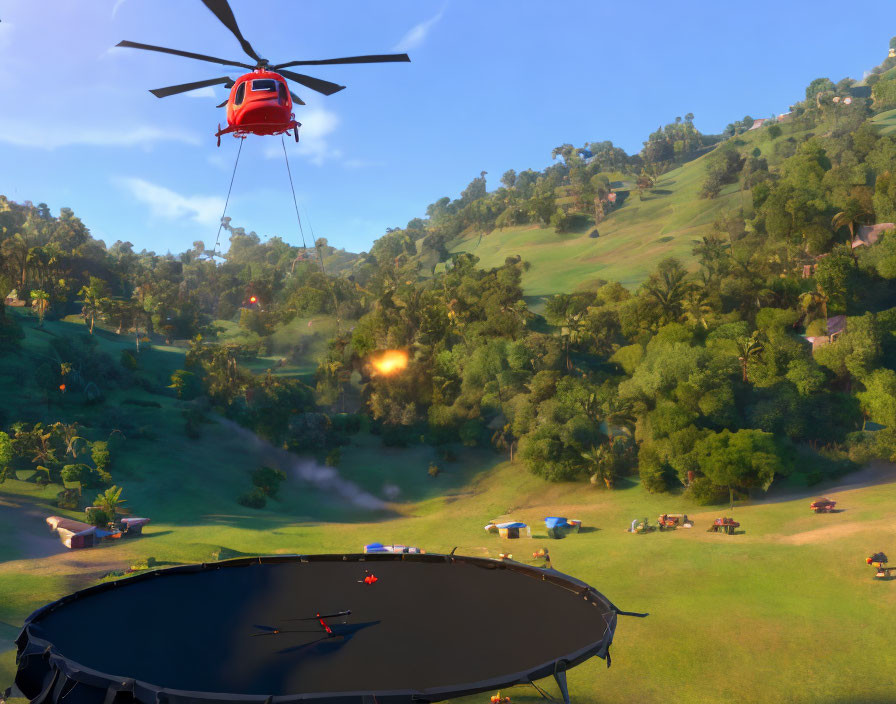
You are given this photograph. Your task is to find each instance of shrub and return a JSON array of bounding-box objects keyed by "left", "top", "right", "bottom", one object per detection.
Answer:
[
  {"left": 637, "top": 445, "right": 669, "bottom": 493},
  {"left": 90, "top": 441, "right": 111, "bottom": 473},
  {"left": 428, "top": 463, "right": 440, "bottom": 478},
  {"left": 121, "top": 350, "right": 137, "bottom": 371},
  {"left": 251, "top": 465, "right": 287, "bottom": 497},
  {"left": 325, "top": 449, "right": 341, "bottom": 467},
  {"left": 56, "top": 488, "right": 80, "bottom": 510},
  {"left": 237, "top": 487, "right": 267, "bottom": 509},
  {"left": 687, "top": 477, "right": 729, "bottom": 505},
  {"left": 85, "top": 507, "right": 110, "bottom": 527},
  {"left": 129, "top": 556, "right": 157, "bottom": 571}
]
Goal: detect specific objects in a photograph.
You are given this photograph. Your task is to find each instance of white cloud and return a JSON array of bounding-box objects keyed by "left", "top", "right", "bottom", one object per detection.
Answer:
[
  {"left": 187, "top": 86, "right": 217, "bottom": 99},
  {"left": 263, "top": 106, "right": 341, "bottom": 166},
  {"left": 392, "top": 7, "right": 444, "bottom": 52},
  {"left": 117, "top": 177, "right": 225, "bottom": 226},
  {"left": 0, "top": 123, "right": 201, "bottom": 150}
]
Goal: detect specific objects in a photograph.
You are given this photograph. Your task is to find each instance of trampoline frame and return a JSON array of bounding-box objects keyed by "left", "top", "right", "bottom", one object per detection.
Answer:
[{"left": 16, "top": 553, "right": 622, "bottom": 704}]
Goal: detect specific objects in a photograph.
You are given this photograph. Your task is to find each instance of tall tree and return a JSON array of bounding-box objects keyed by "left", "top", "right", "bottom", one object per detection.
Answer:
[
  {"left": 29, "top": 289, "right": 49, "bottom": 326},
  {"left": 78, "top": 277, "right": 110, "bottom": 335}
]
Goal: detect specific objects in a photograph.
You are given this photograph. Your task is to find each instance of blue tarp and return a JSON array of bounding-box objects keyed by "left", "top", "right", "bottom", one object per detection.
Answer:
[
  {"left": 544, "top": 517, "right": 568, "bottom": 529},
  {"left": 495, "top": 522, "right": 527, "bottom": 529},
  {"left": 364, "top": 542, "right": 386, "bottom": 552}
]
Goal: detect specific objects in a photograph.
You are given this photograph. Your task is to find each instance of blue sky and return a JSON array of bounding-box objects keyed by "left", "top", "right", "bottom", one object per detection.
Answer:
[{"left": 0, "top": 0, "right": 893, "bottom": 255}]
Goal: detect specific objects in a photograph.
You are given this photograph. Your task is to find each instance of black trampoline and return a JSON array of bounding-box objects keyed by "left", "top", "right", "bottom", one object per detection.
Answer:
[{"left": 15, "top": 554, "right": 643, "bottom": 704}]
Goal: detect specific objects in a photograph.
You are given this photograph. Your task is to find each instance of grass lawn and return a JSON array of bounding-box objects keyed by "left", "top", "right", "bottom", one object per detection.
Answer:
[
  {"left": 2, "top": 446, "right": 895, "bottom": 702},
  {"left": 872, "top": 107, "right": 896, "bottom": 136}
]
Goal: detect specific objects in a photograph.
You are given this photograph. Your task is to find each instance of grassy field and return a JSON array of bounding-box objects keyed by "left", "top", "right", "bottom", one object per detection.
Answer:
[
  {"left": 2, "top": 454, "right": 895, "bottom": 703},
  {"left": 872, "top": 107, "right": 896, "bottom": 136}
]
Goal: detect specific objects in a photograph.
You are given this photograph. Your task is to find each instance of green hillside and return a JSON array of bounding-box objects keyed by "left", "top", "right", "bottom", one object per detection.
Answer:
[
  {"left": 446, "top": 118, "right": 817, "bottom": 298},
  {"left": 872, "top": 107, "right": 896, "bottom": 135},
  {"left": 450, "top": 153, "right": 744, "bottom": 296}
]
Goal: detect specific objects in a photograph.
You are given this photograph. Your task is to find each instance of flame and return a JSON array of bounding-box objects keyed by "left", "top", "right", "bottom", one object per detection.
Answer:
[
  {"left": 58, "top": 384, "right": 66, "bottom": 392},
  {"left": 249, "top": 296, "right": 257, "bottom": 304},
  {"left": 371, "top": 350, "right": 408, "bottom": 375}
]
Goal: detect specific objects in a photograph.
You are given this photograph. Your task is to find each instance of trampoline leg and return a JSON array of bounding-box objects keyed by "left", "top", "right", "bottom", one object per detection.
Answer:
[{"left": 553, "top": 669, "right": 571, "bottom": 704}]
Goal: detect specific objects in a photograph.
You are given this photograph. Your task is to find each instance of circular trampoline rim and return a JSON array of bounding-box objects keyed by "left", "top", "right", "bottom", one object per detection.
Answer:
[{"left": 16, "top": 553, "right": 619, "bottom": 704}]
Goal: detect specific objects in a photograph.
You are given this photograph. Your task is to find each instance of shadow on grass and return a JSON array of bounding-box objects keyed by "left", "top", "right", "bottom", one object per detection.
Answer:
[{"left": 132, "top": 530, "right": 174, "bottom": 540}]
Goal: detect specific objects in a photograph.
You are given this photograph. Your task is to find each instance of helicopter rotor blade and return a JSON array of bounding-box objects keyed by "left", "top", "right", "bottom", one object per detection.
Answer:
[
  {"left": 278, "top": 69, "right": 345, "bottom": 96},
  {"left": 116, "top": 40, "right": 253, "bottom": 69},
  {"left": 289, "top": 91, "right": 305, "bottom": 106},
  {"left": 200, "top": 0, "right": 263, "bottom": 64},
  {"left": 273, "top": 53, "right": 410, "bottom": 69},
  {"left": 216, "top": 99, "right": 229, "bottom": 108},
  {"left": 149, "top": 76, "right": 233, "bottom": 98},
  {"left": 286, "top": 610, "right": 351, "bottom": 622}
]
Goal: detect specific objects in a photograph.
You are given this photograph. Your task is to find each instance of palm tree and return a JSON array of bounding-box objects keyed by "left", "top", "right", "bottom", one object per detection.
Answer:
[
  {"left": 643, "top": 259, "right": 692, "bottom": 323},
  {"left": 691, "top": 233, "right": 730, "bottom": 279},
  {"left": 799, "top": 285, "right": 829, "bottom": 324},
  {"left": 734, "top": 332, "right": 763, "bottom": 383},
  {"left": 29, "top": 289, "right": 49, "bottom": 326},
  {"left": 53, "top": 422, "right": 84, "bottom": 458},
  {"left": 78, "top": 277, "right": 109, "bottom": 335},
  {"left": 683, "top": 287, "right": 713, "bottom": 329},
  {"left": 94, "top": 486, "right": 126, "bottom": 523},
  {"left": 831, "top": 199, "right": 871, "bottom": 246},
  {"left": 581, "top": 445, "right": 615, "bottom": 489}
]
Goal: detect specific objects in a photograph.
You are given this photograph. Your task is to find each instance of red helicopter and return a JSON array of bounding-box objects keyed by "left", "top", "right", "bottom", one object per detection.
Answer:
[{"left": 116, "top": 0, "right": 410, "bottom": 146}]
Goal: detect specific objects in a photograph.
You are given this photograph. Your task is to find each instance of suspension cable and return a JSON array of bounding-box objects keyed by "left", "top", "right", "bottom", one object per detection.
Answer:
[
  {"left": 281, "top": 135, "right": 341, "bottom": 333},
  {"left": 280, "top": 135, "right": 312, "bottom": 255},
  {"left": 213, "top": 136, "right": 244, "bottom": 257},
  {"left": 300, "top": 203, "right": 329, "bottom": 278}
]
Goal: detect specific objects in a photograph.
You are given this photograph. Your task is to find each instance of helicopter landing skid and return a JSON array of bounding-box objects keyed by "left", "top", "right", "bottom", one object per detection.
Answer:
[{"left": 215, "top": 121, "right": 301, "bottom": 147}]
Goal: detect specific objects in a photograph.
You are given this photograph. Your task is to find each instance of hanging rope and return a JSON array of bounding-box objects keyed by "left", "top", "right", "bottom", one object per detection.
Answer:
[
  {"left": 280, "top": 135, "right": 309, "bottom": 251},
  {"left": 281, "top": 135, "right": 341, "bottom": 333},
  {"left": 213, "top": 136, "right": 244, "bottom": 257}
]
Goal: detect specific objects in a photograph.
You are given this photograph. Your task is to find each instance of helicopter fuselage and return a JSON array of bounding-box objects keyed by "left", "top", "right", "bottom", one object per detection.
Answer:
[{"left": 216, "top": 69, "right": 300, "bottom": 145}]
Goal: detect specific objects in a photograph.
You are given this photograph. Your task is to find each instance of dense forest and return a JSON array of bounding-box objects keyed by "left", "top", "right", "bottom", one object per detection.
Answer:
[{"left": 3, "top": 40, "right": 896, "bottom": 509}]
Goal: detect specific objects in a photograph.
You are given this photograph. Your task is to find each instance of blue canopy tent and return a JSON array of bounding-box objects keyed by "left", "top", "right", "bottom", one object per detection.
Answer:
[{"left": 545, "top": 517, "right": 581, "bottom": 538}]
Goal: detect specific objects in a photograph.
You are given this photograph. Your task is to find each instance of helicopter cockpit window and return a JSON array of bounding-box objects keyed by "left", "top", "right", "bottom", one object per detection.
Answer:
[
  {"left": 278, "top": 82, "right": 288, "bottom": 105},
  {"left": 251, "top": 79, "right": 278, "bottom": 92},
  {"left": 234, "top": 82, "right": 246, "bottom": 105}
]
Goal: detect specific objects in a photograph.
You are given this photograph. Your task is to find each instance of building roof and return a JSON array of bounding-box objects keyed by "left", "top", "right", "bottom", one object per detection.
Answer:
[
  {"left": 46, "top": 516, "right": 95, "bottom": 535},
  {"left": 852, "top": 223, "right": 895, "bottom": 248},
  {"left": 826, "top": 315, "right": 847, "bottom": 337}
]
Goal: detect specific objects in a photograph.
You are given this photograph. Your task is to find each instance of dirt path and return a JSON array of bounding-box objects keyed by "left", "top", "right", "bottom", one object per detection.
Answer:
[
  {"left": 0, "top": 496, "right": 68, "bottom": 561},
  {"left": 758, "top": 460, "right": 896, "bottom": 505}
]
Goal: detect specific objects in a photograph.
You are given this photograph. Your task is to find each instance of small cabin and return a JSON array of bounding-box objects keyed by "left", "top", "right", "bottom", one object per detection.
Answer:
[{"left": 46, "top": 516, "right": 97, "bottom": 549}]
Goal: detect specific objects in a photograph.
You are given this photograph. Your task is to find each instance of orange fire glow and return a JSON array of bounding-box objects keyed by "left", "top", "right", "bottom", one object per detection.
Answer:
[
  {"left": 58, "top": 384, "right": 66, "bottom": 392},
  {"left": 249, "top": 296, "right": 257, "bottom": 304},
  {"left": 371, "top": 350, "right": 408, "bottom": 375}
]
